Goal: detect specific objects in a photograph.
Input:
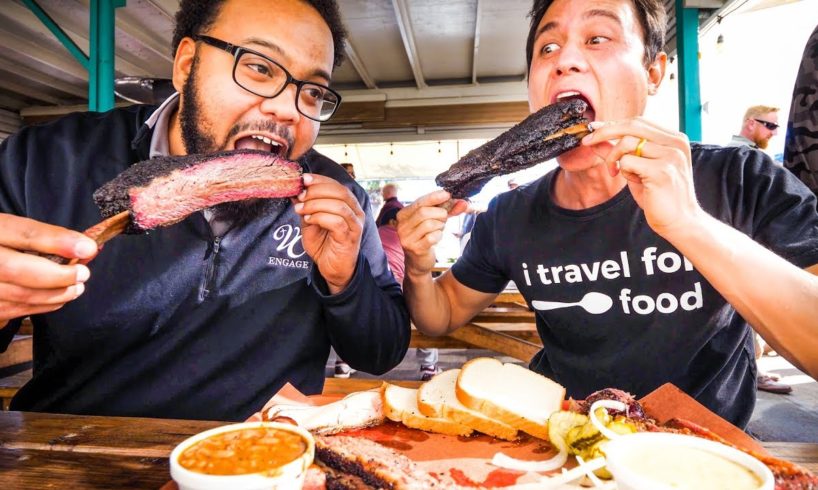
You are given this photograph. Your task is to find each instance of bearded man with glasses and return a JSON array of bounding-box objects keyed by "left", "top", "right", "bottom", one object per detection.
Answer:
[
  {"left": 0, "top": 0, "right": 410, "bottom": 422},
  {"left": 727, "top": 105, "right": 781, "bottom": 150}
]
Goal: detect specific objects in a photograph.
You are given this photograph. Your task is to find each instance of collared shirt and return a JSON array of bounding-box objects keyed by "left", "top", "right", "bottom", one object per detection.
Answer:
[
  {"left": 146, "top": 92, "right": 178, "bottom": 158},
  {"left": 727, "top": 135, "right": 758, "bottom": 149}
]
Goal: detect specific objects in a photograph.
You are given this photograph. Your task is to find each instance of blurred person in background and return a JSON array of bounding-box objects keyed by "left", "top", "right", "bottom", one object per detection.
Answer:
[
  {"left": 727, "top": 106, "right": 792, "bottom": 394},
  {"left": 376, "top": 183, "right": 403, "bottom": 227},
  {"left": 378, "top": 206, "right": 440, "bottom": 380},
  {"left": 341, "top": 162, "right": 356, "bottom": 179},
  {"left": 727, "top": 105, "right": 780, "bottom": 152}
]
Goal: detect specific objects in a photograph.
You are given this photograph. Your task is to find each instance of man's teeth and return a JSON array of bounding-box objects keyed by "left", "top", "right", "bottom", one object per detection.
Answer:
[
  {"left": 251, "top": 135, "right": 277, "bottom": 146},
  {"left": 556, "top": 91, "right": 581, "bottom": 100}
]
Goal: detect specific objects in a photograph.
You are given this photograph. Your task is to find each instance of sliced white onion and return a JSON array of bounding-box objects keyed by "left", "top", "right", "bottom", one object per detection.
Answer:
[
  {"left": 575, "top": 455, "right": 605, "bottom": 487},
  {"left": 588, "top": 399, "right": 628, "bottom": 441},
  {"left": 530, "top": 457, "right": 608, "bottom": 490},
  {"left": 491, "top": 449, "right": 568, "bottom": 473}
]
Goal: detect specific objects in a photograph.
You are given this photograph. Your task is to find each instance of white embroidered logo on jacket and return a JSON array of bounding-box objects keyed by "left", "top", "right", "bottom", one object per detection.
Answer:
[{"left": 268, "top": 224, "right": 310, "bottom": 269}]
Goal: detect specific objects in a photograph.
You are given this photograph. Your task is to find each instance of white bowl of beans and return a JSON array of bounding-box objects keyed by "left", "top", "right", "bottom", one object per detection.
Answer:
[{"left": 170, "top": 421, "right": 315, "bottom": 490}]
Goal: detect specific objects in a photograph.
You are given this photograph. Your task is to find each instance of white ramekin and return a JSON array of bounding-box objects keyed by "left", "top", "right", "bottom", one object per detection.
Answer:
[
  {"left": 604, "top": 431, "right": 773, "bottom": 490},
  {"left": 169, "top": 421, "right": 315, "bottom": 490}
]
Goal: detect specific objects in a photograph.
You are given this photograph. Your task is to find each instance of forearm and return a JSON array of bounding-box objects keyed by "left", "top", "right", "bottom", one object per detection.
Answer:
[
  {"left": 664, "top": 213, "right": 818, "bottom": 378},
  {"left": 402, "top": 270, "right": 456, "bottom": 336},
  {"left": 314, "top": 258, "right": 410, "bottom": 374}
]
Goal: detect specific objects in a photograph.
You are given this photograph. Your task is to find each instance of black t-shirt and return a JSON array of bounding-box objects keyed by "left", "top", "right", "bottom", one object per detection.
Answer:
[{"left": 452, "top": 143, "right": 818, "bottom": 428}]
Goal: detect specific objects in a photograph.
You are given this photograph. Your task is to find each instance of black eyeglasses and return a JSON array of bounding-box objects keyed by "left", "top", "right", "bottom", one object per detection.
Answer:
[
  {"left": 192, "top": 35, "right": 341, "bottom": 122},
  {"left": 753, "top": 119, "right": 779, "bottom": 131}
]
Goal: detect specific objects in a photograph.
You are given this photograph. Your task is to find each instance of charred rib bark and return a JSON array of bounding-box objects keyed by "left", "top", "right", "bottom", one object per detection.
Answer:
[{"left": 435, "top": 98, "right": 590, "bottom": 198}]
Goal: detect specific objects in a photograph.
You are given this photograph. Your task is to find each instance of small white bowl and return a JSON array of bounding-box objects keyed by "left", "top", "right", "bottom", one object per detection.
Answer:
[
  {"left": 169, "top": 421, "right": 315, "bottom": 490},
  {"left": 604, "top": 431, "right": 773, "bottom": 490}
]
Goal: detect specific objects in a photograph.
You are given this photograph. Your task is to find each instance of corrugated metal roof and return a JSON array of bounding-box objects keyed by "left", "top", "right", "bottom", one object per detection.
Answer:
[{"left": 0, "top": 0, "right": 732, "bottom": 142}]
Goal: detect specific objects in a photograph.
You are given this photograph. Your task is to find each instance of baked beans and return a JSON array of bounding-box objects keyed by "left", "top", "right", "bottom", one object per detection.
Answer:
[{"left": 178, "top": 427, "right": 307, "bottom": 475}]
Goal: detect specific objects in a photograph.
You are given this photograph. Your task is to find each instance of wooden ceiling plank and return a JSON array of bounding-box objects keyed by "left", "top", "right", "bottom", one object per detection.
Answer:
[
  {"left": 0, "top": 94, "right": 27, "bottom": 112},
  {"left": 143, "top": 0, "right": 175, "bottom": 21},
  {"left": 77, "top": 0, "right": 174, "bottom": 63},
  {"left": 367, "top": 101, "right": 529, "bottom": 128},
  {"left": 0, "top": 78, "right": 63, "bottom": 105},
  {"left": 0, "top": 27, "right": 88, "bottom": 80},
  {"left": 0, "top": 110, "right": 22, "bottom": 126},
  {"left": 391, "top": 0, "right": 426, "bottom": 89},
  {"left": 0, "top": 57, "right": 86, "bottom": 99},
  {"left": 328, "top": 100, "right": 385, "bottom": 124},
  {"left": 1, "top": 1, "right": 152, "bottom": 77},
  {"left": 343, "top": 42, "right": 377, "bottom": 89}
]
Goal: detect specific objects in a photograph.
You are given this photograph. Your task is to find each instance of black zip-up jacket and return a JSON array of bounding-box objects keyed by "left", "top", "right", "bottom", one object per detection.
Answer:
[{"left": 0, "top": 105, "right": 410, "bottom": 421}]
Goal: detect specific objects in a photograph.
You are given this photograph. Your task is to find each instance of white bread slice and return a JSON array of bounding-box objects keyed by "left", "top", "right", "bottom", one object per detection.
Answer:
[
  {"left": 381, "top": 382, "right": 472, "bottom": 437},
  {"left": 455, "top": 357, "right": 565, "bottom": 440},
  {"left": 418, "top": 369, "right": 518, "bottom": 441}
]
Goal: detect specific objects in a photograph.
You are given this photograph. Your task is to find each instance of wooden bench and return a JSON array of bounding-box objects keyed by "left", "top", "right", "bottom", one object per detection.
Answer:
[
  {"left": 0, "top": 368, "right": 31, "bottom": 410},
  {"left": 0, "top": 335, "right": 32, "bottom": 371},
  {"left": 18, "top": 317, "right": 34, "bottom": 335},
  {"left": 410, "top": 324, "right": 541, "bottom": 362},
  {"left": 321, "top": 378, "right": 421, "bottom": 395}
]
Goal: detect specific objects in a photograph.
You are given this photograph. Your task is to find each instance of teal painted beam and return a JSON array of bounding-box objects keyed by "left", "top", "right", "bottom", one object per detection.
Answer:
[
  {"left": 675, "top": 0, "right": 702, "bottom": 142},
  {"left": 89, "top": 0, "right": 126, "bottom": 112},
  {"left": 22, "top": 0, "right": 89, "bottom": 70}
]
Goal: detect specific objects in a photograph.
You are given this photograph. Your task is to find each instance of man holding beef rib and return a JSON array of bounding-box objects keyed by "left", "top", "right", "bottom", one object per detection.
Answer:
[
  {"left": 0, "top": 0, "right": 409, "bottom": 421},
  {"left": 398, "top": 0, "right": 818, "bottom": 429}
]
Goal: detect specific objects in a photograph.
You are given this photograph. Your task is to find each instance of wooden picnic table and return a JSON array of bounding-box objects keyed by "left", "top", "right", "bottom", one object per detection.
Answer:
[
  {"left": 0, "top": 410, "right": 815, "bottom": 489},
  {"left": 0, "top": 305, "right": 538, "bottom": 409},
  {"left": 409, "top": 298, "right": 540, "bottom": 362}
]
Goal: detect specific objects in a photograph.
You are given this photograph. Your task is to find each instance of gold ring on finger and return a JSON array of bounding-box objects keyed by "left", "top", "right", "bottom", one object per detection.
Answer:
[{"left": 635, "top": 138, "right": 648, "bottom": 158}]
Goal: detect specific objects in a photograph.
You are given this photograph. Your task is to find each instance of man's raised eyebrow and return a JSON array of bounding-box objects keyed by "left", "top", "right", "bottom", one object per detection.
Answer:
[
  {"left": 584, "top": 9, "right": 623, "bottom": 26},
  {"left": 244, "top": 37, "right": 332, "bottom": 82},
  {"left": 534, "top": 20, "right": 559, "bottom": 42},
  {"left": 534, "top": 8, "right": 623, "bottom": 42}
]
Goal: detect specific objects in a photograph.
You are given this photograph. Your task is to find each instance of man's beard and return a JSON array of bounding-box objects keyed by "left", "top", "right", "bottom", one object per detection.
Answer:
[
  {"left": 180, "top": 55, "right": 218, "bottom": 155},
  {"left": 209, "top": 199, "right": 286, "bottom": 228},
  {"left": 756, "top": 137, "right": 770, "bottom": 150},
  {"left": 179, "top": 55, "right": 291, "bottom": 225}
]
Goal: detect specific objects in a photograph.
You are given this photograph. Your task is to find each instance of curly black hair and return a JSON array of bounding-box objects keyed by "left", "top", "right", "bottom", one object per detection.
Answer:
[
  {"left": 525, "top": 0, "right": 666, "bottom": 70},
  {"left": 171, "top": 0, "right": 347, "bottom": 68}
]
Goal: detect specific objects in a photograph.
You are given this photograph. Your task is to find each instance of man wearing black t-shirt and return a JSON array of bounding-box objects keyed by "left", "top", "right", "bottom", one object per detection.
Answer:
[{"left": 396, "top": 0, "right": 818, "bottom": 428}]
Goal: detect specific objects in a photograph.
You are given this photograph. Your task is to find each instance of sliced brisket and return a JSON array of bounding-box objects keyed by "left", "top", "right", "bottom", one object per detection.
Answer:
[
  {"left": 93, "top": 149, "right": 303, "bottom": 233},
  {"left": 314, "top": 435, "right": 452, "bottom": 490}
]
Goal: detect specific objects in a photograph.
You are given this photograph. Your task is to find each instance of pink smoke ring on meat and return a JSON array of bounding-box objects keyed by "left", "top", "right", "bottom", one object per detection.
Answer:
[{"left": 94, "top": 149, "right": 304, "bottom": 233}]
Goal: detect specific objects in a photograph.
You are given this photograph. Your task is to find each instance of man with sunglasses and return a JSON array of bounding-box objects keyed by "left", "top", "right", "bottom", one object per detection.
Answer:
[
  {"left": 728, "top": 105, "right": 780, "bottom": 151},
  {"left": 0, "top": 0, "right": 410, "bottom": 421},
  {"left": 726, "top": 104, "right": 792, "bottom": 395}
]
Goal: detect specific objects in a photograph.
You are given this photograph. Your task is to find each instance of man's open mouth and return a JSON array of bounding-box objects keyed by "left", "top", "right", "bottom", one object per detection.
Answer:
[
  {"left": 555, "top": 91, "right": 595, "bottom": 122},
  {"left": 234, "top": 134, "right": 288, "bottom": 157}
]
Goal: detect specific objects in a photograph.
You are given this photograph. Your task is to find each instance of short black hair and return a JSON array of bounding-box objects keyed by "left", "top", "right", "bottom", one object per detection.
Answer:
[
  {"left": 525, "top": 0, "right": 666, "bottom": 70},
  {"left": 172, "top": 0, "right": 347, "bottom": 68}
]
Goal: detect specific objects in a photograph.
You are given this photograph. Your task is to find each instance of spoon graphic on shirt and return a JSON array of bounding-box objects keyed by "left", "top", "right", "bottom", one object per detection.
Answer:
[{"left": 531, "top": 292, "right": 613, "bottom": 315}]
